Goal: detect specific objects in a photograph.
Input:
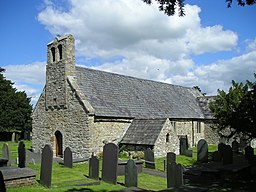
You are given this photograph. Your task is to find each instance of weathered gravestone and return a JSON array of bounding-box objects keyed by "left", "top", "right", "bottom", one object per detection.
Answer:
[
  {"left": 18, "top": 141, "right": 26, "bottom": 168},
  {"left": 167, "top": 162, "right": 183, "bottom": 188},
  {"left": 89, "top": 154, "right": 99, "bottom": 180},
  {"left": 232, "top": 140, "right": 239, "bottom": 153},
  {"left": 64, "top": 147, "right": 73, "bottom": 168},
  {"left": 125, "top": 159, "right": 138, "bottom": 187},
  {"left": 102, "top": 143, "right": 118, "bottom": 184},
  {"left": 144, "top": 148, "right": 155, "bottom": 169},
  {"left": 2, "top": 143, "right": 10, "bottom": 166},
  {"left": 197, "top": 139, "right": 208, "bottom": 163},
  {"left": 0, "top": 171, "right": 6, "bottom": 192},
  {"left": 245, "top": 146, "right": 254, "bottom": 161},
  {"left": 40, "top": 144, "right": 53, "bottom": 188},
  {"left": 222, "top": 145, "right": 233, "bottom": 165}
]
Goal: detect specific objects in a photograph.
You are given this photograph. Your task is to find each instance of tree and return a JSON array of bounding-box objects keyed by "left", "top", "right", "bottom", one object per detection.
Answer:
[
  {"left": 0, "top": 67, "right": 32, "bottom": 132},
  {"left": 142, "top": 0, "right": 255, "bottom": 16},
  {"left": 209, "top": 75, "right": 256, "bottom": 139}
]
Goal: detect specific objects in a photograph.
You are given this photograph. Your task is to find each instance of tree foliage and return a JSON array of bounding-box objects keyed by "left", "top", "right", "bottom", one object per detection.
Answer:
[
  {"left": 209, "top": 75, "right": 256, "bottom": 139},
  {"left": 0, "top": 67, "right": 32, "bottom": 132},
  {"left": 142, "top": 0, "right": 255, "bottom": 16}
]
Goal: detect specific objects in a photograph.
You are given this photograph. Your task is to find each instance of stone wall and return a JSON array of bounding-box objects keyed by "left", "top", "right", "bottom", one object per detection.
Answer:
[
  {"left": 32, "top": 80, "right": 91, "bottom": 159},
  {"left": 204, "top": 121, "right": 219, "bottom": 145},
  {"left": 89, "top": 117, "right": 131, "bottom": 155},
  {"left": 154, "top": 119, "right": 179, "bottom": 157}
]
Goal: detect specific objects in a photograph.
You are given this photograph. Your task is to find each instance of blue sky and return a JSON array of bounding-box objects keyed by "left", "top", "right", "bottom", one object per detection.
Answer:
[{"left": 0, "top": 0, "right": 255, "bottom": 105}]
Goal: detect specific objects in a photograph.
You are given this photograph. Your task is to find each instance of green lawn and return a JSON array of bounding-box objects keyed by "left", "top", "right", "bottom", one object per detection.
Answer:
[{"left": 1, "top": 141, "right": 254, "bottom": 191}]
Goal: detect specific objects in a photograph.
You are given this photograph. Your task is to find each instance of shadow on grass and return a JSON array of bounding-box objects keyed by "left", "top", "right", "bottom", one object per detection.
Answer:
[{"left": 65, "top": 188, "right": 108, "bottom": 192}]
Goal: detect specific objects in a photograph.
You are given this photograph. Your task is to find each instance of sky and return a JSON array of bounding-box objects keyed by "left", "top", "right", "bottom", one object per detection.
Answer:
[{"left": 0, "top": 0, "right": 255, "bottom": 106}]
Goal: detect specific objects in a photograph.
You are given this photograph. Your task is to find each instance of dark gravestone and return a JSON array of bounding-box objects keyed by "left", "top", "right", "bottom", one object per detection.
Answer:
[
  {"left": 240, "top": 137, "right": 247, "bottom": 150},
  {"left": 2, "top": 144, "right": 10, "bottom": 166},
  {"left": 40, "top": 144, "right": 53, "bottom": 188},
  {"left": 212, "top": 151, "right": 222, "bottom": 162},
  {"left": 18, "top": 141, "right": 26, "bottom": 168},
  {"left": 167, "top": 162, "right": 183, "bottom": 188},
  {"left": 245, "top": 146, "right": 254, "bottom": 161},
  {"left": 125, "top": 159, "right": 138, "bottom": 187},
  {"left": 144, "top": 148, "right": 155, "bottom": 169},
  {"left": 197, "top": 139, "right": 208, "bottom": 163},
  {"left": 0, "top": 171, "right": 6, "bottom": 192},
  {"left": 89, "top": 155, "right": 99, "bottom": 180},
  {"left": 179, "top": 136, "right": 188, "bottom": 155},
  {"left": 218, "top": 143, "right": 225, "bottom": 160},
  {"left": 64, "top": 147, "right": 73, "bottom": 168},
  {"left": 184, "top": 149, "right": 193, "bottom": 157},
  {"left": 167, "top": 152, "right": 176, "bottom": 165},
  {"left": 222, "top": 145, "right": 233, "bottom": 165},
  {"left": 102, "top": 143, "right": 118, "bottom": 184},
  {"left": 232, "top": 140, "right": 239, "bottom": 153}
]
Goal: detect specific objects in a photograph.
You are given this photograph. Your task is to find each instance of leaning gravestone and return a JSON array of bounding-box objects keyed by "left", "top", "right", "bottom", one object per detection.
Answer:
[
  {"left": 102, "top": 143, "right": 118, "bottom": 184},
  {"left": 64, "top": 147, "right": 73, "bottom": 168},
  {"left": 2, "top": 143, "right": 10, "bottom": 166},
  {"left": 167, "top": 162, "right": 183, "bottom": 188},
  {"left": 245, "top": 146, "right": 254, "bottom": 161},
  {"left": 232, "top": 140, "right": 239, "bottom": 153},
  {"left": 0, "top": 171, "right": 6, "bottom": 192},
  {"left": 18, "top": 141, "right": 26, "bottom": 168},
  {"left": 125, "top": 159, "right": 138, "bottom": 187},
  {"left": 222, "top": 145, "right": 233, "bottom": 165},
  {"left": 40, "top": 144, "right": 53, "bottom": 188},
  {"left": 197, "top": 139, "right": 208, "bottom": 163},
  {"left": 144, "top": 148, "right": 155, "bottom": 169},
  {"left": 89, "top": 154, "right": 99, "bottom": 180}
]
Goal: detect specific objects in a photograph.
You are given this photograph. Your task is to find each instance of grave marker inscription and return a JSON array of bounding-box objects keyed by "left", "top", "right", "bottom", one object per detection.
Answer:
[
  {"left": 40, "top": 144, "right": 53, "bottom": 188},
  {"left": 64, "top": 147, "right": 73, "bottom": 168}
]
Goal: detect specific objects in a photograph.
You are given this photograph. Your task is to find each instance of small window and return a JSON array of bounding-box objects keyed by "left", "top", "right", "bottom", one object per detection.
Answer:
[
  {"left": 171, "top": 121, "right": 176, "bottom": 132},
  {"left": 166, "top": 133, "right": 170, "bottom": 142},
  {"left": 196, "top": 122, "right": 201, "bottom": 133},
  {"left": 58, "top": 44, "right": 63, "bottom": 60},
  {"left": 51, "top": 47, "right": 56, "bottom": 62}
]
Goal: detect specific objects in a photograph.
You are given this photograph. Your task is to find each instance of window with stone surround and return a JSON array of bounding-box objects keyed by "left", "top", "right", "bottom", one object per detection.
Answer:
[
  {"left": 166, "top": 133, "right": 170, "bottom": 142},
  {"left": 51, "top": 47, "right": 56, "bottom": 62},
  {"left": 58, "top": 44, "right": 63, "bottom": 60},
  {"left": 196, "top": 122, "right": 201, "bottom": 133}
]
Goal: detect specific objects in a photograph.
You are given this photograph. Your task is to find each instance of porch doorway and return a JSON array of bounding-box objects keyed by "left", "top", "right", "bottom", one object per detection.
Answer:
[{"left": 55, "top": 131, "right": 63, "bottom": 157}]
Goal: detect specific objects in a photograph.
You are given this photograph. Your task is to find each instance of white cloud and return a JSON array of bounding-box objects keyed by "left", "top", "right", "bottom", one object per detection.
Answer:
[{"left": 29, "top": 0, "right": 255, "bottom": 99}]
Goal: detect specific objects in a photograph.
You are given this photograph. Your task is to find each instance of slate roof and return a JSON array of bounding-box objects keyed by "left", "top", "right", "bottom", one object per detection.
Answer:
[
  {"left": 75, "top": 66, "right": 210, "bottom": 119},
  {"left": 197, "top": 96, "right": 216, "bottom": 119},
  {"left": 120, "top": 118, "right": 167, "bottom": 145}
]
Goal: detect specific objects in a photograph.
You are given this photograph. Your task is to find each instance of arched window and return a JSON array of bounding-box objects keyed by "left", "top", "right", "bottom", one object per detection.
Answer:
[
  {"left": 51, "top": 47, "right": 56, "bottom": 62},
  {"left": 166, "top": 133, "right": 170, "bottom": 143},
  {"left": 58, "top": 44, "right": 63, "bottom": 60}
]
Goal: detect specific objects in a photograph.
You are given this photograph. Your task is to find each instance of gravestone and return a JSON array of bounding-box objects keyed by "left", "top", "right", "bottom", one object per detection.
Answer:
[
  {"left": 218, "top": 143, "right": 225, "bottom": 160},
  {"left": 89, "top": 154, "right": 99, "bottom": 180},
  {"left": 144, "top": 148, "right": 155, "bottom": 169},
  {"left": 245, "top": 146, "right": 254, "bottom": 161},
  {"left": 40, "top": 144, "right": 53, "bottom": 188},
  {"left": 179, "top": 136, "right": 188, "bottom": 155},
  {"left": 222, "top": 145, "right": 233, "bottom": 165},
  {"left": 197, "top": 139, "right": 208, "bottom": 163},
  {"left": 167, "top": 152, "right": 176, "bottom": 165},
  {"left": 0, "top": 171, "right": 6, "bottom": 192},
  {"left": 2, "top": 143, "right": 10, "bottom": 166},
  {"left": 167, "top": 162, "right": 183, "bottom": 188},
  {"left": 18, "top": 141, "right": 26, "bottom": 168},
  {"left": 64, "top": 147, "right": 73, "bottom": 168},
  {"left": 240, "top": 137, "right": 247, "bottom": 150},
  {"left": 125, "top": 159, "right": 138, "bottom": 187},
  {"left": 102, "top": 143, "right": 118, "bottom": 184},
  {"left": 212, "top": 151, "right": 221, "bottom": 162},
  {"left": 11, "top": 133, "right": 15, "bottom": 142},
  {"left": 232, "top": 140, "right": 239, "bottom": 153}
]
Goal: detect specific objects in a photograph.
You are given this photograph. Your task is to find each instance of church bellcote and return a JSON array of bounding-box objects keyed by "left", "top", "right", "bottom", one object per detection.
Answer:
[{"left": 45, "top": 34, "right": 75, "bottom": 110}]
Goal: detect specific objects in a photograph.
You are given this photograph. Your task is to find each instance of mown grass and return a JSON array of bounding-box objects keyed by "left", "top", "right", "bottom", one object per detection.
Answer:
[{"left": 2, "top": 141, "right": 254, "bottom": 192}]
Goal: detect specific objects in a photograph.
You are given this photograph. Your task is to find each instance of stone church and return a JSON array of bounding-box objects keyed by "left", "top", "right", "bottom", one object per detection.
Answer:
[{"left": 32, "top": 34, "right": 218, "bottom": 158}]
